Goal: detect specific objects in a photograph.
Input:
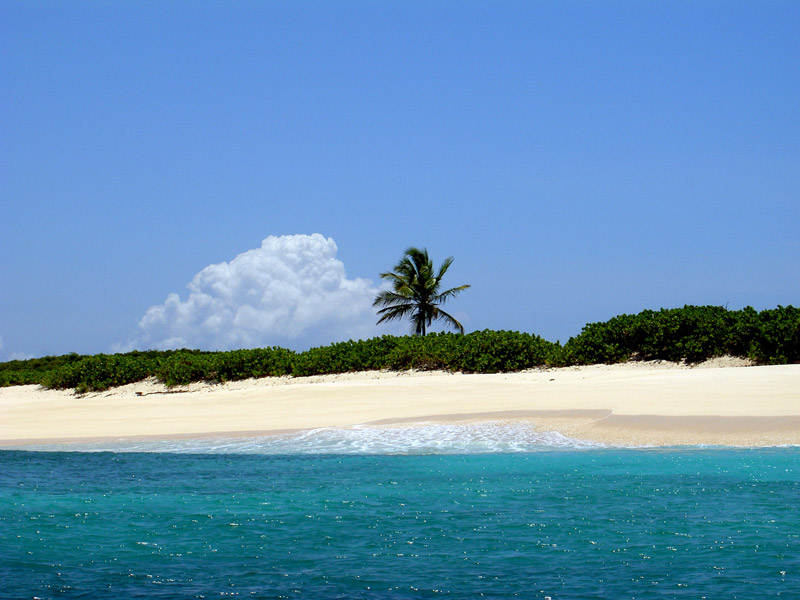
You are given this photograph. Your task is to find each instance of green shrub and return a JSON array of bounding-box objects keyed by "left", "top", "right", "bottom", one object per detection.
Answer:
[
  {"left": 2, "top": 304, "right": 796, "bottom": 392},
  {"left": 42, "top": 353, "right": 152, "bottom": 393},
  {"left": 563, "top": 305, "right": 799, "bottom": 365},
  {"left": 155, "top": 351, "right": 217, "bottom": 387},
  {"left": 292, "top": 336, "right": 402, "bottom": 376},
  {"left": 384, "top": 334, "right": 450, "bottom": 371},
  {"left": 452, "top": 330, "right": 555, "bottom": 372},
  {"left": 743, "top": 305, "right": 800, "bottom": 364},
  {"left": 0, "top": 353, "right": 85, "bottom": 387},
  {"left": 213, "top": 347, "right": 295, "bottom": 381}
]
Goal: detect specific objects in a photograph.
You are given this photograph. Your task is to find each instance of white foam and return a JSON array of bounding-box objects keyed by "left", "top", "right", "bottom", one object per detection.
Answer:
[{"left": 3, "top": 422, "right": 609, "bottom": 454}]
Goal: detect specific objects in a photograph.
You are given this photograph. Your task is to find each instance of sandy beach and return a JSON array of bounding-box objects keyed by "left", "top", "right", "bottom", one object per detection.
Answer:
[{"left": 1, "top": 359, "right": 798, "bottom": 448}]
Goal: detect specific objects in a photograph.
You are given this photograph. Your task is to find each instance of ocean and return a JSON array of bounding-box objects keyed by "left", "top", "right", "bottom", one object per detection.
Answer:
[{"left": 1, "top": 425, "right": 798, "bottom": 599}]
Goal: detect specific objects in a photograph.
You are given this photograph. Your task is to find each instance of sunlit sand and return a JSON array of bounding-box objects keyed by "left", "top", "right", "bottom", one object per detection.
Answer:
[{"left": 1, "top": 358, "right": 798, "bottom": 447}]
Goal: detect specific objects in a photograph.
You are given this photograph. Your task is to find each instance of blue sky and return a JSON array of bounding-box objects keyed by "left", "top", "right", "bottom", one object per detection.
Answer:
[{"left": 1, "top": 1, "right": 798, "bottom": 360}]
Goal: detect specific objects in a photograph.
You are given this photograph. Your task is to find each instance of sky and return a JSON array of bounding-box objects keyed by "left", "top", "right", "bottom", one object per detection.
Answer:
[{"left": 1, "top": 1, "right": 798, "bottom": 360}]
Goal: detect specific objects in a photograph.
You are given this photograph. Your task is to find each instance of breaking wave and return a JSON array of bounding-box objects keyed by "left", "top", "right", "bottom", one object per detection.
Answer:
[{"left": 4, "top": 422, "right": 610, "bottom": 454}]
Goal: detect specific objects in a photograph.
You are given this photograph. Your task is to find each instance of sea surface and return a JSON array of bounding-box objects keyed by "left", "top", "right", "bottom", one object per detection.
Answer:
[{"left": 1, "top": 424, "right": 798, "bottom": 599}]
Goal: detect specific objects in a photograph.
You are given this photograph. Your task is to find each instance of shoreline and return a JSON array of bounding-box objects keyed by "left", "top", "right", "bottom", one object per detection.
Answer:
[{"left": 1, "top": 360, "right": 799, "bottom": 448}]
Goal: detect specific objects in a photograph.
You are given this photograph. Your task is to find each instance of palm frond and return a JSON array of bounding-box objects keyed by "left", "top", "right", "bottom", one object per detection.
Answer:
[
  {"left": 372, "top": 290, "right": 412, "bottom": 308},
  {"left": 430, "top": 307, "right": 465, "bottom": 334},
  {"left": 374, "top": 247, "right": 469, "bottom": 335},
  {"left": 431, "top": 284, "right": 471, "bottom": 304},
  {"left": 436, "top": 256, "right": 454, "bottom": 281},
  {"left": 375, "top": 303, "right": 417, "bottom": 325}
]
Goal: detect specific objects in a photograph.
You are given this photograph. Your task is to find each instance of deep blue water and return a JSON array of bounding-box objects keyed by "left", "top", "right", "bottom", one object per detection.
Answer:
[{"left": 2, "top": 447, "right": 799, "bottom": 599}]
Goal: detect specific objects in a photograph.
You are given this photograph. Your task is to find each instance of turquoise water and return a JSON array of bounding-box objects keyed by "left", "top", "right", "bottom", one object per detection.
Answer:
[{"left": 2, "top": 442, "right": 799, "bottom": 598}]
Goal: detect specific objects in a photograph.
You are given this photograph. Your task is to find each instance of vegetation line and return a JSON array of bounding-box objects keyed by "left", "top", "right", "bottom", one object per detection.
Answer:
[{"left": 1, "top": 305, "right": 797, "bottom": 393}]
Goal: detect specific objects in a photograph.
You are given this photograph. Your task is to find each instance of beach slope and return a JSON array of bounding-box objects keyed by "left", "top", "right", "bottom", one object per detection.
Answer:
[{"left": 1, "top": 361, "right": 798, "bottom": 447}]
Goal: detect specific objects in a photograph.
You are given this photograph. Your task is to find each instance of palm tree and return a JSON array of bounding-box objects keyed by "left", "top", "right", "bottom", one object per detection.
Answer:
[{"left": 373, "top": 247, "right": 470, "bottom": 335}]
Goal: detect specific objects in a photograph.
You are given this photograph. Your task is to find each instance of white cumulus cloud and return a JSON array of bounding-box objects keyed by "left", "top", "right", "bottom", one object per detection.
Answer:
[{"left": 121, "top": 234, "right": 392, "bottom": 351}]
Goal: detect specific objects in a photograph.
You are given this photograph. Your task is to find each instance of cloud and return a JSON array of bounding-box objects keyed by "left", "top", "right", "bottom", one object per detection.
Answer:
[
  {"left": 0, "top": 337, "right": 38, "bottom": 362},
  {"left": 121, "top": 234, "right": 392, "bottom": 351}
]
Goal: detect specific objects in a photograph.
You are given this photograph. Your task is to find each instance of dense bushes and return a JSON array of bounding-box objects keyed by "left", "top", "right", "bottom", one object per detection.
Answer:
[
  {"left": 41, "top": 353, "right": 154, "bottom": 393},
  {"left": 293, "top": 331, "right": 558, "bottom": 376},
  {"left": 0, "top": 331, "right": 558, "bottom": 391},
  {"left": 292, "top": 336, "right": 402, "bottom": 376},
  {"left": 1, "top": 305, "right": 797, "bottom": 392},
  {"left": 0, "top": 352, "right": 85, "bottom": 387},
  {"left": 563, "top": 305, "right": 799, "bottom": 365},
  {"left": 155, "top": 347, "right": 296, "bottom": 387}
]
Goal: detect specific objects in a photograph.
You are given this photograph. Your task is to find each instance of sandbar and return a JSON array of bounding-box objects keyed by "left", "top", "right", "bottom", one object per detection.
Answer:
[{"left": 1, "top": 359, "right": 798, "bottom": 448}]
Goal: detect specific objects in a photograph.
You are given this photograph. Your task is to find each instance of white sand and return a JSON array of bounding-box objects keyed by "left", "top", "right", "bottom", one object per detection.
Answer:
[{"left": 1, "top": 359, "right": 798, "bottom": 447}]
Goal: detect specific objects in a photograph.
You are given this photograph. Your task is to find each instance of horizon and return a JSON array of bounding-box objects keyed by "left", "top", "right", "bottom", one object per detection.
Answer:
[{"left": 2, "top": 2, "right": 798, "bottom": 361}]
